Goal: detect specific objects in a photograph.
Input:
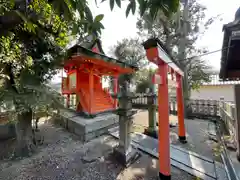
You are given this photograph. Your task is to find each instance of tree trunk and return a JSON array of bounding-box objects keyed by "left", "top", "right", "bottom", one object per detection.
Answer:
[
  {"left": 183, "top": 69, "right": 191, "bottom": 118},
  {"left": 14, "top": 109, "right": 35, "bottom": 157}
]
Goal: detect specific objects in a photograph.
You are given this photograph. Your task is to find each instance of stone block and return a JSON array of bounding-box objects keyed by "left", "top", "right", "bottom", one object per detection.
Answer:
[
  {"left": 113, "top": 145, "right": 141, "bottom": 167},
  {"left": 56, "top": 109, "right": 119, "bottom": 142},
  {"left": 0, "top": 123, "right": 16, "bottom": 140}
]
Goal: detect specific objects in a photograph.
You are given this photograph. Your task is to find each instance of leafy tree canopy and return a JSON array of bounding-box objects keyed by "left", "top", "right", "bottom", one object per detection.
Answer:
[{"left": 110, "top": 38, "right": 147, "bottom": 85}]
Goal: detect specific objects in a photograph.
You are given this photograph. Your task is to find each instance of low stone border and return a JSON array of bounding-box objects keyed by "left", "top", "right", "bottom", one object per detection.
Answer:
[{"left": 0, "top": 123, "right": 16, "bottom": 140}]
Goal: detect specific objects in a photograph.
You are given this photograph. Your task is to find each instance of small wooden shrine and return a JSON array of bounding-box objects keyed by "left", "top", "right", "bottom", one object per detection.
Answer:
[
  {"left": 220, "top": 7, "right": 240, "bottom": 80},
  {"left": 62, "top": 36, "right": 135, "bottom": 116}
]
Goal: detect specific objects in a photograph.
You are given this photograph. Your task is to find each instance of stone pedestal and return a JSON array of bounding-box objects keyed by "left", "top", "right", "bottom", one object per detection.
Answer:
[
  {"left": 113, "top": 113, "right": 139, "bottom": 167},
  {"left": 113, "top": 84, "right": 140, "bottom": 167},
  {"left": 55, "top": 109, "right": 118, "bottom": 142}
]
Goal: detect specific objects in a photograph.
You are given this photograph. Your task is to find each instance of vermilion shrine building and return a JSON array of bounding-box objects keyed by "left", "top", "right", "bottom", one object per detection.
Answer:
[{"left": 62, "top": 37, "right": 136, "bottom": 116}]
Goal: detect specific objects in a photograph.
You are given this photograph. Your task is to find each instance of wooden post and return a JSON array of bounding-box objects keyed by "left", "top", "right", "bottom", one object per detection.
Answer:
[
  {"left": 113, "top": 76, "right": 118, "bottom": 108},
  {"left": 176, "top": 74, "right": 187, "bottom": 143},
  {"left": 234, "top": 84, "right": 240, "bottom": 161},
  {"left": 158, "top": 62, "right": 171, "bottom": 179},
  {"left": 89, "top": 69, "right": 94, "bottom": 114}
]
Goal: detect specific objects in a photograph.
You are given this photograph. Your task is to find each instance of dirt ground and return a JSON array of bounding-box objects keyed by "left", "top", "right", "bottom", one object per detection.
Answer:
[
  {"left": 0, "top": 121, "right": 195, "bottom": 180},
  {"left": 132, "top": 110, "right": 218, "bottom": 159}
]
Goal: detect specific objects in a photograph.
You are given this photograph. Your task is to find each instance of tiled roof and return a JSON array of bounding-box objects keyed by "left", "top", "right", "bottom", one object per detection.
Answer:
[
  {"left": 66, "top": 35, "right": 138, "bottom": 70},
  {"left": 203, "top": 73, "right": 240, "bottom": 85}
]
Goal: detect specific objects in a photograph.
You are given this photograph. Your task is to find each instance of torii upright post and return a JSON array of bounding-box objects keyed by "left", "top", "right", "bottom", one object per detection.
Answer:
[
  {"left": 158, "top": 61, "right": 171, "bottom": 179},
  {"left": 143, "top": 38, "right": 186, "bottom": 180},
  {"left": 176, "top": 74, "right": 187, "bottom": 143}
]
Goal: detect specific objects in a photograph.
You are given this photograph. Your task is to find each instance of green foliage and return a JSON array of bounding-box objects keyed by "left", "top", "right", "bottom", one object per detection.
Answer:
[
  {"left": 136, "top": 79, "right": 151, "bottom": 93},
  {"left": 111, "top": 38, "right": 146, "bottom": 67},
  {"left": 110, "top": 38, "right": 147, "bottom": 87},
  {"left": 135, "top": 68, "right": 155, "bottom": 93},
  {"left": 111, "top": 39, "right": 157, "bottom": 93},
  {"left": 137, "top": 0, "right": 215, "bottom": 90},
  {"left": 0, "top": 0, "right": 84, "bottom": 114},
  {"left": 104, "top": 0, "right": 180, "bottom": 18}
]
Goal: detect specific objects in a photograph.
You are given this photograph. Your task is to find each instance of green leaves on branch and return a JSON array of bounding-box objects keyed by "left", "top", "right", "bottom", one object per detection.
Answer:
[
  {"left": 108, "top": 0, "right": 121, "bottom": 10},
  {"left": 138, "top": 0, "right": 148, "bottom": 17},
  {"left": 105, "top": 0, "right": 179, "bottom": 18},
  {"left": 115, "top": 0, "right": 121, "bottom": 8},
  {"left": 70, "top": 4, "right": 105, "bottom": 36},
  {"left": 126, "top": 0, "right": 136, "bottom": 17},
  {"left": 130, "top": 0, "right": 179, "bottom": 18},
  {"left": 73, "top": 14, "right": 105, "bottom": 36},
  {"left": 110, "top": 0, "right": 115, "bottom": 10},
  {"left": 94, "top": 14, "right": 104, "bottom": 22}
]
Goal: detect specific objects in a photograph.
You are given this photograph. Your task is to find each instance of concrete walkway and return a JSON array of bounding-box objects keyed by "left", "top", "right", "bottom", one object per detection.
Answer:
[{"left": 109, "top": 128, "right": 228, "bottom": 180}]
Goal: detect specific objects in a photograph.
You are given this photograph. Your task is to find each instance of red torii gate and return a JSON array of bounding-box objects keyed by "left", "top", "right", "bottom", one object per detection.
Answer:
[{"left": 143, "top": 38, "right": 186, "bottom": 180}]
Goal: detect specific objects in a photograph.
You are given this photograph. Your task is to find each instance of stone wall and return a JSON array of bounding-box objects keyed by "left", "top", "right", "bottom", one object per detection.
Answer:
[
  {"left": 0, "top": 112, "right": 16, "bottom": 140},
  {"left": 0, "top": 123, "right": 15, "bottom": 140},
  {"left": 53, "top": 109, "right": 119, "bottom": 142}
]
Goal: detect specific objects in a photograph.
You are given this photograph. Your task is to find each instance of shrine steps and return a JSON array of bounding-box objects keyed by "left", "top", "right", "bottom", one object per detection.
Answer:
[
  {"left": 54, "top": 109, "right": 118, "bottom": 142},
  {"left": 78, "top": 88, "right": 114, "bottom": 115}
]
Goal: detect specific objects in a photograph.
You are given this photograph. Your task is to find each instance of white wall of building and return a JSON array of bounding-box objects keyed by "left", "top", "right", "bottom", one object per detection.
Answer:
[{"left": 191, "top": 85, "right": 235, "bottom": 102}]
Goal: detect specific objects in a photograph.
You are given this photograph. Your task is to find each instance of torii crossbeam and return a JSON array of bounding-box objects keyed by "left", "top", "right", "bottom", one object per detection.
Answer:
[{"left": 143, "top": 38, "right": 186, "bottom": 180}]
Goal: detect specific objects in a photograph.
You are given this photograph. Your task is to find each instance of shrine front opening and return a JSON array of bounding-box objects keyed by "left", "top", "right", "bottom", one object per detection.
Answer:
[{"left": 143, "top": 38, "right": 186, "bottom": 180}]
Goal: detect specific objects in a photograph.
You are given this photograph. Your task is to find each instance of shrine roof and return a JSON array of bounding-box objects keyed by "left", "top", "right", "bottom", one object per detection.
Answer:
[
  {"left": 66, "top": 36, "right": 138, "bottom": 71},
  {"left": 220, "top": 21, "right": 240, "bottom": 80}
]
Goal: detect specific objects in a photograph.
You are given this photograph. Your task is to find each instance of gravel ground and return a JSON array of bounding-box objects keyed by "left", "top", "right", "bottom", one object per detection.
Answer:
[{"left": 0, "top": 122, "right": 194, "bottom": 180}]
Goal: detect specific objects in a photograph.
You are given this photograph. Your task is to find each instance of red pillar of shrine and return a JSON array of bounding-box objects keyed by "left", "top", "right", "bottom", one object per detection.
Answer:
[
  {"left": 66, "top": 74, "right": 70, "bottom": 108},
  {"left": 89, "top": 68, "right": 94, "bottom": 114},
  {"left": 158, "top": 62, "right": 171, "bottom": 179},
  {"left": 176, "top": 74, "right": 187, "bottom": 143},
  {"left": 113, "top": 76, "right": 118, "bottom": 108}
]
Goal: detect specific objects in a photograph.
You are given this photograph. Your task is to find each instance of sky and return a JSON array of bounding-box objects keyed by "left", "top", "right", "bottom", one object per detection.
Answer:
[{"left": 88, "top": 0, "right": 239, "bottom": 71}]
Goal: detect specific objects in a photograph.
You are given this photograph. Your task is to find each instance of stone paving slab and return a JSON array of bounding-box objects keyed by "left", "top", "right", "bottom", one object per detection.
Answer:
[{"left": 109, "top": 129, "right": 227, "bottom": 180}]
